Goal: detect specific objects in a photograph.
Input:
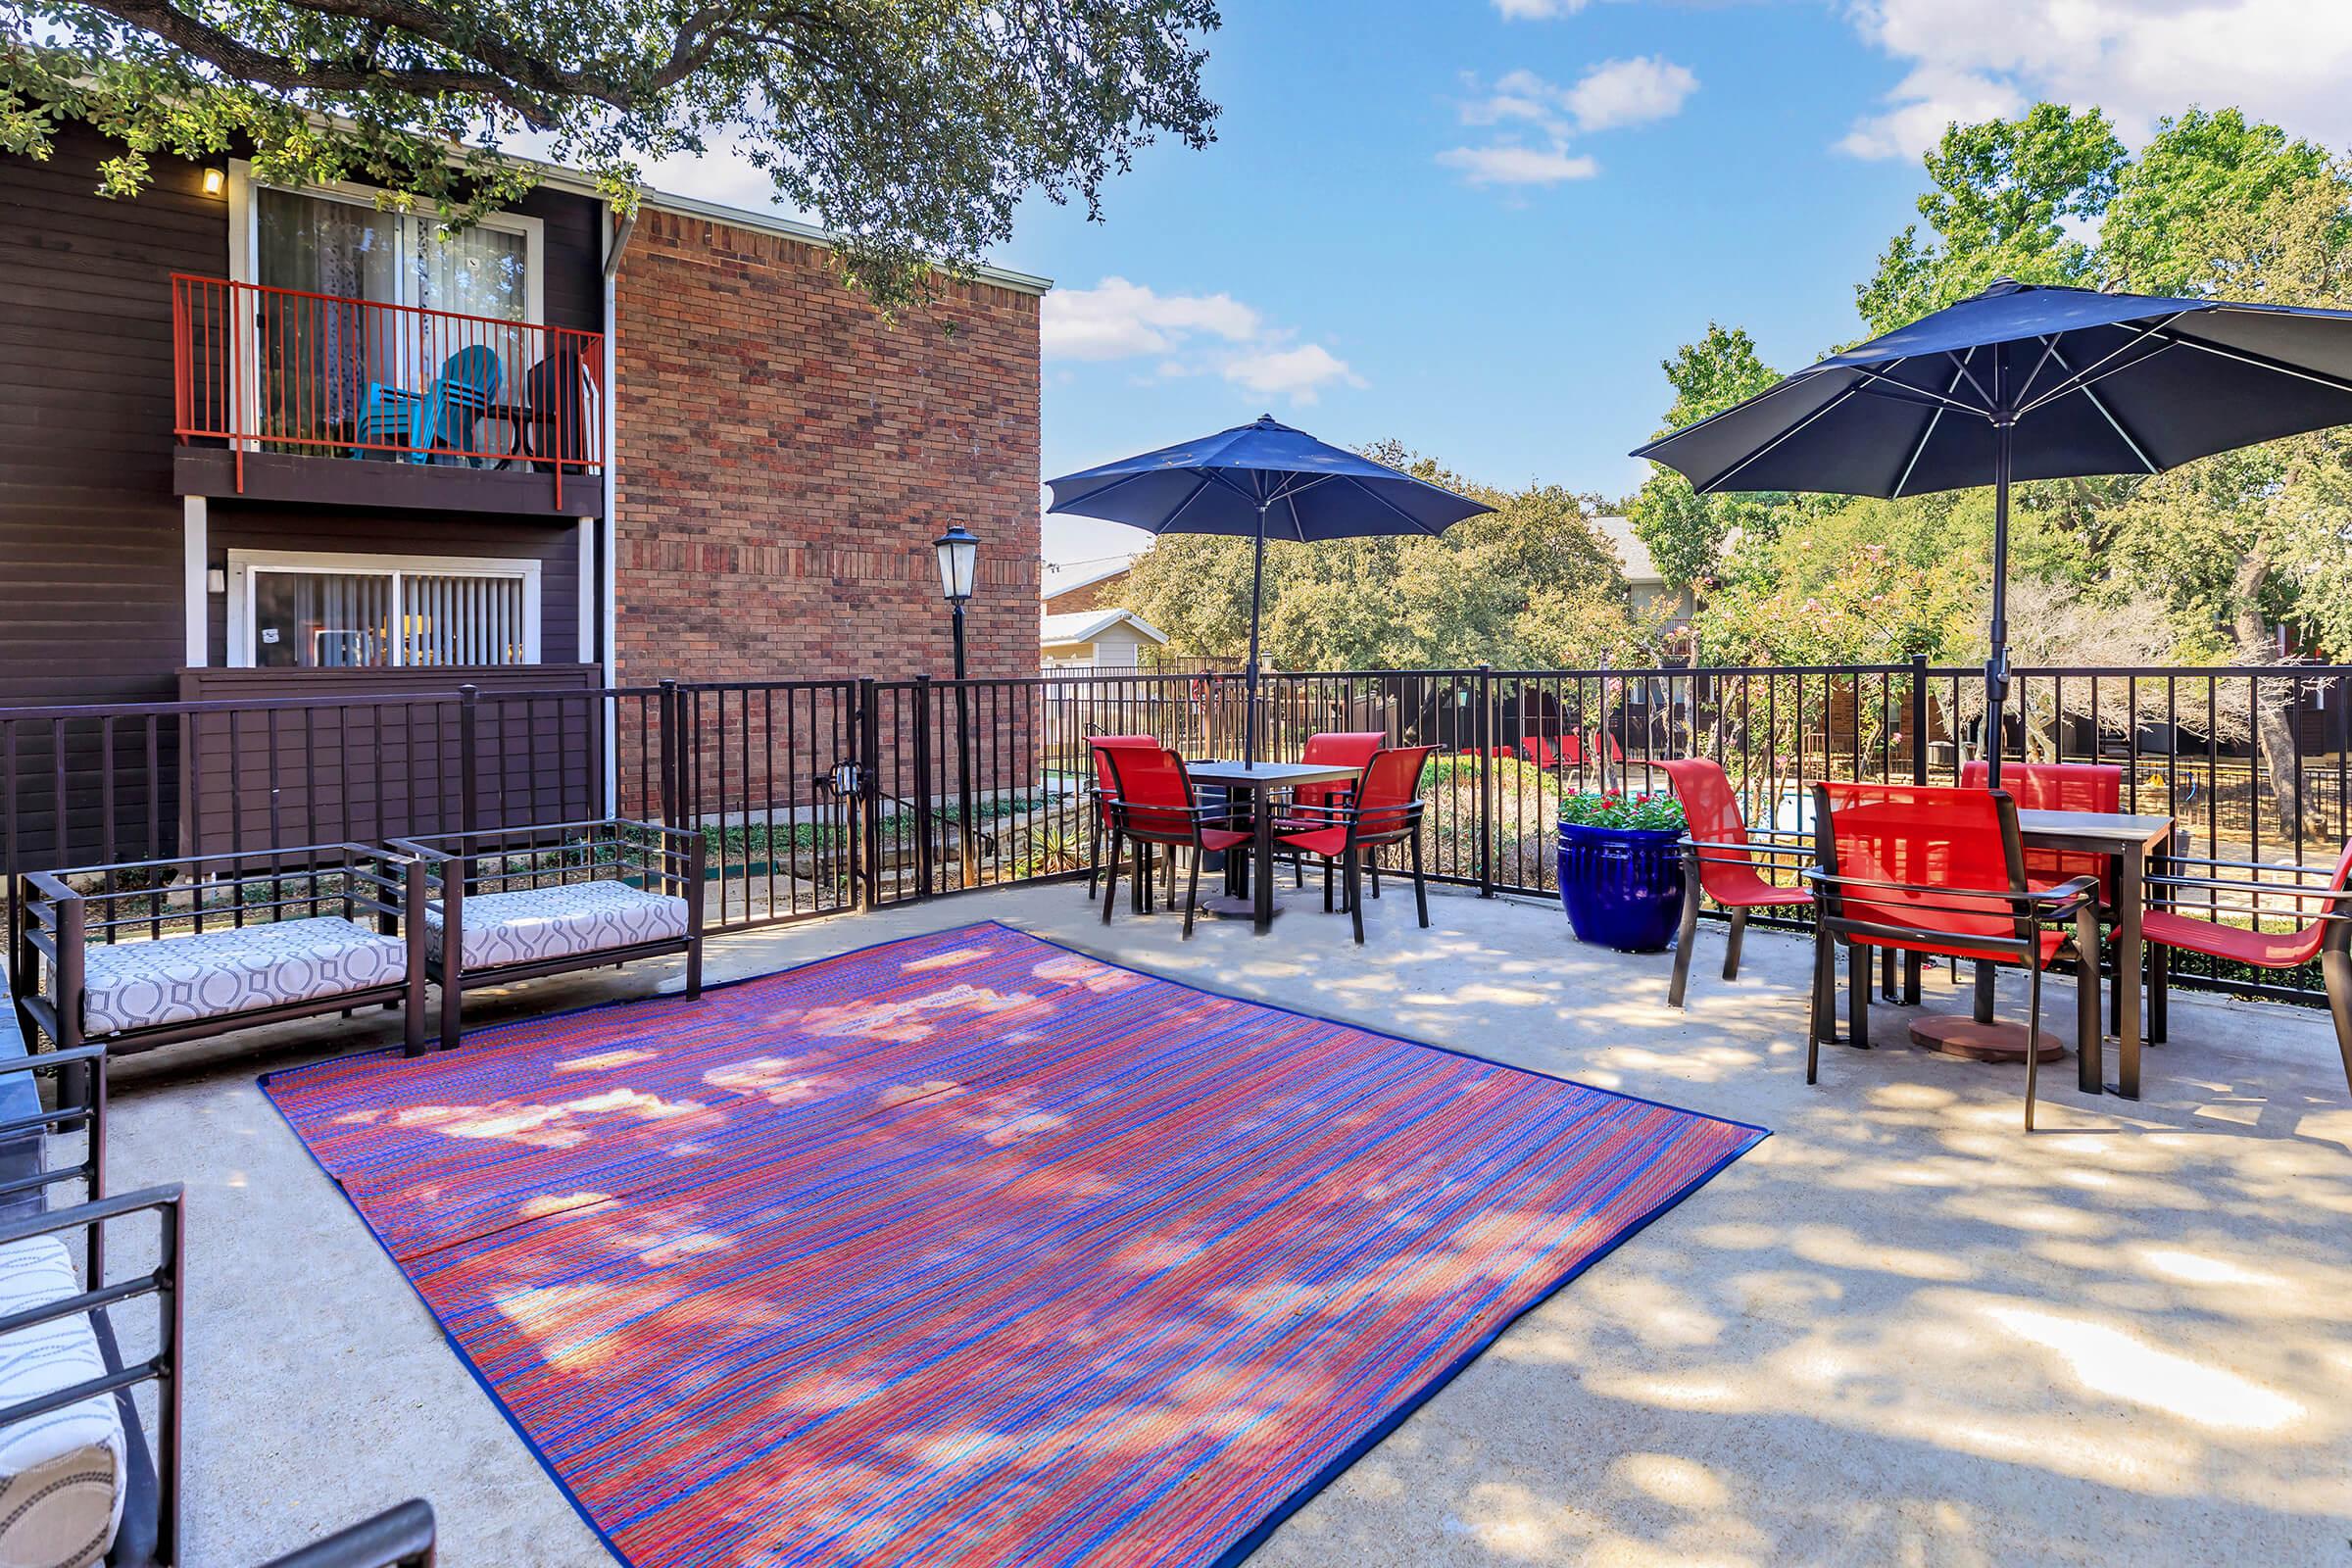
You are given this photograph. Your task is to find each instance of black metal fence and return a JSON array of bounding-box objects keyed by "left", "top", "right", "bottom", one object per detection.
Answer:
[{"left": 6, "top": 660, "right": 2348, "bottom": 1005}]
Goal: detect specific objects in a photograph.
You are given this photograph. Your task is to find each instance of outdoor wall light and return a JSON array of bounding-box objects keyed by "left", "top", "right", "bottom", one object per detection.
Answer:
[{"left": 201, "top": 168, "right": 226, "bottom": 197}]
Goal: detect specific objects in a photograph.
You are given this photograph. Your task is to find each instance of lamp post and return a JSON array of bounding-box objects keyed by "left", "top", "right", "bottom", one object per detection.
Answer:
[{"left": 934, "top": 523, "right": 979, "bottom": 887}]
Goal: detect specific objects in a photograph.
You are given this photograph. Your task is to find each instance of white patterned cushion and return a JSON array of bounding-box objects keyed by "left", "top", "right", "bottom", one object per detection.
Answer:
[
  {"left": 0, "top": 1235, "right": 123, "bottom": 1568},
  {"left": 426, "top": 879, "right": 689, "bottom": 971},
  {"left": 80, "top": 918, "right": 409, "bottom": 1038}
]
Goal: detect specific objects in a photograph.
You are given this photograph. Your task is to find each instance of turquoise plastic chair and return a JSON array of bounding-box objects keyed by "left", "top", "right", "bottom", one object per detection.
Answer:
[{"left": 354, "top": 345, "right": 503, "bottom": 464}]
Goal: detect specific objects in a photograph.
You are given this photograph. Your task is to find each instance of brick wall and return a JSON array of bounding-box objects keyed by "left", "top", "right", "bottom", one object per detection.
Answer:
[{"left": 613, "top": 210, "right": 1042, "bottom": 684}]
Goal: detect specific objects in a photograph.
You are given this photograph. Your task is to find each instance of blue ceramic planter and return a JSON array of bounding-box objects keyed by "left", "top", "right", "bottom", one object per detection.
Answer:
[{"left": 1556, "top": 821, "right": 1686, "bottom": 952}]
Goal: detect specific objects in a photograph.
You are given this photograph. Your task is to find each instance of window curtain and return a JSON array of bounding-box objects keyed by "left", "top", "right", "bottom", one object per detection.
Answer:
[{"left": 255, "top": 189, "right": 397, "bottom": 431}]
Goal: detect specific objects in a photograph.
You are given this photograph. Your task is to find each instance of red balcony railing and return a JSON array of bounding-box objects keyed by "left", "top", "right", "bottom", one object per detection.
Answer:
[{"left": 172, "top": 275, "right": 606, "bottom": 509}]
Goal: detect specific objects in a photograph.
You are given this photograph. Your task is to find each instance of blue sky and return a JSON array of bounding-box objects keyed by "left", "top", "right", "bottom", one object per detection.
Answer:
[{"left": 642, "top": 1, "right": 2352, "bottom": 587}]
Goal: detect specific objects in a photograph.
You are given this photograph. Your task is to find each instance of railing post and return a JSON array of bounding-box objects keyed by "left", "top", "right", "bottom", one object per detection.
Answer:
[
  {"left": 858, "top": 677, "right": 882, "bottom": 909},
  {"left": 1909, "top": 653, "right": 1930, "bottom": 785},
  {"left": 457, "top": 683, "right": 480, "bottom": 836},
  {"left": 1476, "top": 662, "right": 1495, "bottom": 900},
  {"left": 911, "top": 675, "right": 936, "bottom": 900},
  {"left": 657, "top": 678, "right": 679, "bottom": 828}
]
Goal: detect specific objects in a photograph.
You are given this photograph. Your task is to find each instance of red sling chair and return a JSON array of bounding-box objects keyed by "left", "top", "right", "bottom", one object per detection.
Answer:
[
  {"left": 1085, "top": 736, "right": 1161, "bottom": 903},
  {"left": 1808, "top": 782, "right": 2102, "bottom": 1129},
  {"left": 1275, "top": 745, "right": 1436, "bottom": 944},
  {"left": 2142, "top": 837, "right": 2352, "bottom": 1095},
  {"left": 1098, "top": 746, "right": 1251, "bottom": 940},
  {"left": 1285, "top": 731, "right": 1386, "bottom": 889},
  {"left": 1959, "top": 760, "right": 2122, "bottom": 898},
  {"left": 1659, "top": 759, "right": 1813, "bottom": 1007}
]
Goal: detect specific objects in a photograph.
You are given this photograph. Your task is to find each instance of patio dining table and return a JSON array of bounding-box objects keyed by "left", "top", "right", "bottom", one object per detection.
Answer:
[
  {"left": 1183, "top": 759, "right": 1369, "bottom": 933},
  {"left": 1913, "top": 808, "right": 2178, "bottom": 1101}
]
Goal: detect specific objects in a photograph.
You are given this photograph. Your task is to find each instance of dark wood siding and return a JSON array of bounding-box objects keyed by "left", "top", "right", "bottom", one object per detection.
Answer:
[
  {"left": 174, "top": 665, "right": 603, "bottom": 857},
  {"left": 0, "top": 122, "right": 220, "bottom": 710},
  {"left": 203, "top": 503, "right": 584, "bottom": 666},
  {"left": 0, "top": 120, "right": 609, "bottom": 874}
]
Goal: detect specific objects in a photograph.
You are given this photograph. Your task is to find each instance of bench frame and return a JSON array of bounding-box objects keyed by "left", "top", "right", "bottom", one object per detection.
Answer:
[
  {"left": 387, "top": 819, "right": 705, "bottom": 1051},
  {"left": 14, "top": 846, "right": 427, "bottom": 1059}
]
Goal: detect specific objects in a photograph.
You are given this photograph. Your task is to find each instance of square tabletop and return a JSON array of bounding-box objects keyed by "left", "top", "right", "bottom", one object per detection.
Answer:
[
  {"left": 1185, "top": 760, "right": 1366, "bottom": 789},
  {"left": 2015, "top": 808, "right": 2178, "bottom": 852}
]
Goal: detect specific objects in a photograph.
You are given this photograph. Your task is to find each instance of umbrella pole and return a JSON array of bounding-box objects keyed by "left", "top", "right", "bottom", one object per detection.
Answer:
[
  {"left": 1985, "top": 418, "right": 2013, "bottom": 788},
  {"left": 1244, "top": 503, "right": 1267, "bottom": 765}
]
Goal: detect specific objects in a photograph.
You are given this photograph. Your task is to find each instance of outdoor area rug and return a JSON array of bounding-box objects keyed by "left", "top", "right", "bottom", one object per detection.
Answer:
[{"left": 261, "top": 919, "right": 1766, "bottom": 1568}]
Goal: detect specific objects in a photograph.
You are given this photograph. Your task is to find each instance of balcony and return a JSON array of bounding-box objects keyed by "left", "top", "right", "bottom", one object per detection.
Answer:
[{"left": 171, "top": 275, "right": 606, "bottom": 517}]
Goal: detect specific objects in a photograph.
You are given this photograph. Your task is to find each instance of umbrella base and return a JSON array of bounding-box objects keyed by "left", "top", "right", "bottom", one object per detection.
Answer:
[
  {"left": 1910, "top": 1014, "right": 2064, "bottom": 1063},
  {"left": 1192, "top": 894, "right": 1278, "bottom": 924}
]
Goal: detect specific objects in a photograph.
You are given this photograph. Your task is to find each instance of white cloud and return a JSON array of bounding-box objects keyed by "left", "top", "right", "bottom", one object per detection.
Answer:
[
  {"left": 1042, "top": 276, "right": 1260, "bottom": 362},
  {"left": 1493, "top": 0, "right": 1589, "bottom": 17},
  {"left": 1221, "top": 344, "right": 1366, "bottom": 405},
  {"left": 1043, "top": 277, "right": 1359, "bottom": 404},
  {"left": 1837, "top": 0, "right": 2352, "bottom": 160},
  {"left": 1444, "top": 59, "right": 1694, "bottom": 188},
  {"left": 1437, "top": 143, "right": 1601, "bottom": 186},
  {"left": 1565, "top": 56, "right": 1700, "bottom": 132}
]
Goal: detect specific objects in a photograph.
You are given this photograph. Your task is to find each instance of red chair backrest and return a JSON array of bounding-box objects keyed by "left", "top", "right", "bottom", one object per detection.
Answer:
[
  {"left": 1351, "top": 746, "right": 1435, "bottom": 838},
  {"left": 1089, "top": 736, "right": 1160, "bottom": 825},
  {"left": 1959, "top": 760, "right": 2120, "bottom": 812},
  {"left": 1819, "top": 782, "right": 2025, "bottom": 946},
  {"left": 2280, "top": 836, "right": 2352, "bottom": 966},
  {"left": 1659, "top": 759, "right": 1762, "bottom": 898},
  {"left": 1959, "top": 760, "right": 2119, "bottom": 892},
  {"left": 1558, "top": 731, "right": 1586, "bottom": 765},
  {"left": 1518, "top": 735, "right": 1560, "bottom": 768},
  {"left": 1100, "top": 746, "right": 1197, "bottom": 841},
  {"left": 1298, "top": 731, "right": 1385, "bottom": 809}
]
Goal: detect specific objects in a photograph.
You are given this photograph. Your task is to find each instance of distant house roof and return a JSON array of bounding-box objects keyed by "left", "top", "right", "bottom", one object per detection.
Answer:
[
  {"left": 1043, "top": 562, "right": 1136, "bottom": 601},
  {"left": 1591, "top": 514, "right": 1662, "bottom": 585},
  {"left": 1041, "top": 608, "right": 1168, "bottom": 647}
]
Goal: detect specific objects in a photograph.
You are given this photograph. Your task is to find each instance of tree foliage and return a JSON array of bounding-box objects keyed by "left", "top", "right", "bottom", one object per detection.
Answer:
[
  {"left": 1119, "top": 445, "right": 1648, "bottom": 672},
  {"left": 0, "top": 0, "right": 1219, "bottom": 306},
  {"left": 1626, "top": 322, "right": 1793, "bottom": 591}
]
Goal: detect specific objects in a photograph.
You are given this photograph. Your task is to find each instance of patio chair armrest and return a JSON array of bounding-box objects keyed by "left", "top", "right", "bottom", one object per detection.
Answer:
[
  {"left": 2146, "top": 871, "right": 2352, "bottom": 899},
  {"left": 2026, "top": 875, "right": 2101, "bottom": 920},
  {"left": 1802, "top": 868, "right": 2067, "bottom": 909},
  {"left": 18, "top": 869, "right": 80, "bottom": 907},
  {"left": 259, "top": 1499, "right": 437, "bottom": 1568}
]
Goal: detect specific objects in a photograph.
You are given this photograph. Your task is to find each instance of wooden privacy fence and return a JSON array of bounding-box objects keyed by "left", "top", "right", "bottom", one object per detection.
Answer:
[{"left": 5, "top": 660, "right": 2349, "bottom": 1006}]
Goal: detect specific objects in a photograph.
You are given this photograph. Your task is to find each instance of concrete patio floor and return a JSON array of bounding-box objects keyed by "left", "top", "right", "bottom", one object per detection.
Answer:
[{"left": 101, "top": 878, "right": 2352, "bottom": 1566}]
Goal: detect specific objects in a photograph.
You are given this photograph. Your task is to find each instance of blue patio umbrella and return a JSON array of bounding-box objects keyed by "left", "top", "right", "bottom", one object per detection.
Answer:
[
  {"left": 1046, "top": 415, "right": 1494, "bottom": 760},
  {"left": 1633, "top": 277, "right": 2352, "bottom": 782}
]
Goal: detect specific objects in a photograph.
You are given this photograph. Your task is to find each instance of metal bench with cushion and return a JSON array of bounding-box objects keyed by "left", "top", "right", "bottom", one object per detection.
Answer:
[
  {"left": 387, "top": 819, "right": 704, "bottom": 1050},
  {"left": 14, "top": 847, "right": 427, "bottom": 1059}
]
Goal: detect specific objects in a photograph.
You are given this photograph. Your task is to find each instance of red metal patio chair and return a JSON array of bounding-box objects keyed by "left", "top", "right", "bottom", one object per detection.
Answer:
[
  {"left": 1519, "top": 734, "right": 1562, "bottom": 769},
  {"left": 2142, "top": 838, "right": 2352, "bottom": 1096},
  {"left": 1286, "top": 731, "right": 1386, "bottom": 888},
  {"left": 1086, "top": 736, "right": 1162, "bottom": 902},
  {"left": 1808, "top": 782, "right": 2103, "bottom": 1129},
  {"left": 1276, "top": 745, "right": 1436, "bottom": 944},
  {"left": 1960, "top": 760, "right": 2122, "bottom": 900},
  {"left": 1659, "top": 758, "right": 1813, "bottom": 1008},
  {"left": 1099, "top": 747, "right": 1252, "bottom": 940}
]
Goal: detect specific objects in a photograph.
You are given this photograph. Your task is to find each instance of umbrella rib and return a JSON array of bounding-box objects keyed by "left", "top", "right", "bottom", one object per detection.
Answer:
[
  {"left": 2044, "top": 343, "right": 2159, "bottom": 473},
  {"left": 1699, "top": 380, "right": 1867, "bottom": 494},
  {"left": 2013, "top": 315, "right": 2187, "bottom": 417},
  {"left": 1046, "top": 466, "right": 1165, "bottom": 513},
  {"left": 1943, "top": 351, "right": 1997, "bottom": 411},
  {"left": 2013, "top": 335, "right": 2068, "bottom": 408},
  {"left": 2150, "top": 324, "right": 2352, "bottom": 399},
  {"left": 1154, "top": 470, "right": 1220, "bottom": 530},
  {"left": 1892, "top": 349, "right": 1975, "bottom": 498}
]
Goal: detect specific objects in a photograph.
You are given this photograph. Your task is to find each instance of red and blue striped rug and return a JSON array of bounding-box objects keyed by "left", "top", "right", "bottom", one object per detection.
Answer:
[{"left": 264, "top": 920, "right": 1763, "bottom": 1568}]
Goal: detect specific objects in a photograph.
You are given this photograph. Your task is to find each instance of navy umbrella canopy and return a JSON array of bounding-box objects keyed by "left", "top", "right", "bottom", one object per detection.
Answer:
[
  {"left": 1046, "top": 415, "right": 1494, "bottom": 759},
  {"left": 1633, "top": 278, "right": 2352, "bottom": 781}
]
